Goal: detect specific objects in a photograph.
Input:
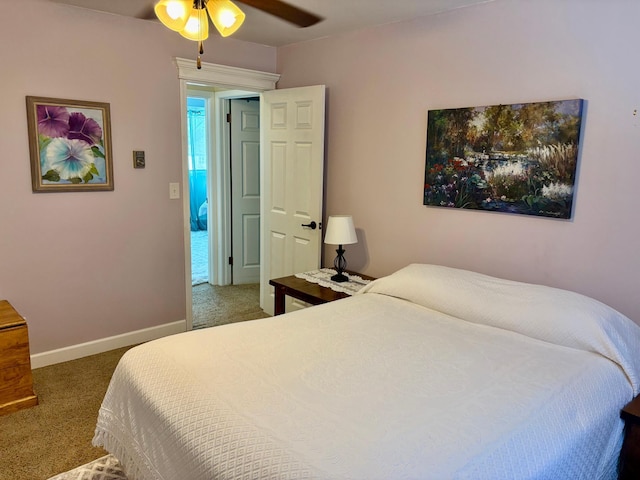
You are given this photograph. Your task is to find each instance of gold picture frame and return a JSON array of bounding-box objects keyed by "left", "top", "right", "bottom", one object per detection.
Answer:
[{"left": 26, "top": 96, "right": 114, "bottom": 192}]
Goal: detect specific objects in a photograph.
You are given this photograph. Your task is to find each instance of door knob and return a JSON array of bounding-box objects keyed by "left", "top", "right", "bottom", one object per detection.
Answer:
[{"left": 301, "top": 221, "right": 317, "bottom": 230}]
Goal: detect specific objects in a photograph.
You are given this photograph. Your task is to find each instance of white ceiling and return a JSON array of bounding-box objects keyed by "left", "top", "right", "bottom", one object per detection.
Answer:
[{"left": 48, "top": 0, "right": 494, "bottom": 47}]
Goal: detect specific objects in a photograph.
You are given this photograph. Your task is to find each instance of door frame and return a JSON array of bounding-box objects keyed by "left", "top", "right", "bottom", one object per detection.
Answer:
[{"left": 175, "top": 58, "right": 280, "bottom": 330}]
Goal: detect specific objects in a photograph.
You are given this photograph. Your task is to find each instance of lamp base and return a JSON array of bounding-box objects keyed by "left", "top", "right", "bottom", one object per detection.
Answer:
[
  {"left": 331, "top": 245, "right": 349, "bottom": 282},
  {"left": 331, "top": 272, "right": 349, "bottom": 283}
]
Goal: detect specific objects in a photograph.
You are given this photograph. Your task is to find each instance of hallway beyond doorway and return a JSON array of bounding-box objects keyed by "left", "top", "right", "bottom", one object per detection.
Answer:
[{"left": 191, "top": 230, "right": 208, "bottom": 286}]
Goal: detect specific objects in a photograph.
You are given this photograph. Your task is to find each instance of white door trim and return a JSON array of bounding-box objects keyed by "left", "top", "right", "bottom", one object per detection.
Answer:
[
  {"left": 175, "top": 58, "right": 280, "bottom": 91},
  {"left": 175, "top": 58, "right": 280, "bottom": 330}
]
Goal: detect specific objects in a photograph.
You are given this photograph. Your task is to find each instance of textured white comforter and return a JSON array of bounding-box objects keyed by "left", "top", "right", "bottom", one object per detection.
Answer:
[{"left": 94, "top": 264, "right": 640, "bottom": 479}]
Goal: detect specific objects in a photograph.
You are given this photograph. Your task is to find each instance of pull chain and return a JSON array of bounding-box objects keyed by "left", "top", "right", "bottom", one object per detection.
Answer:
[{"left": 197, "top": 40, "right": 203, "bottom": 69}]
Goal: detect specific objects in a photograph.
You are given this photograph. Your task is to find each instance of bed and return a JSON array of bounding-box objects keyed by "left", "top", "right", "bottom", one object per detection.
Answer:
[{"left": 93, "top": 264, "right": 640, "bottom": 479}]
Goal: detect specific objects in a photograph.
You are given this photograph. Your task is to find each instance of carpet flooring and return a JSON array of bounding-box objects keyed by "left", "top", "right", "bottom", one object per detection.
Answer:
[
  {"left": 192, "top": 283, "right": 270, "bottom": 329},
  {"left": 1, "top": 284, "right": 269, "bottom": 480},
  {"left": 0, "top": 347, "right": 131, "bottom": 480}
]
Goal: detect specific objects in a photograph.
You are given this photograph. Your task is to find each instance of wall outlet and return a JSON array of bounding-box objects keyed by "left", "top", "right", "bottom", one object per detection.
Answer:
[{"left": 169, "top": 183, "right": 180, "bottom": 199}]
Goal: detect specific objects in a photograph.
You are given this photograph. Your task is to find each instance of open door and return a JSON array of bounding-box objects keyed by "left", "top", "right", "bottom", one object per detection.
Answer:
[{"left": 260, "top": 85, "right": 326, "bottom": 315}]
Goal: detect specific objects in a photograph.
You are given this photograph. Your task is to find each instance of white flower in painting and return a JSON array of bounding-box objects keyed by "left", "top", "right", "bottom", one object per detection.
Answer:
[
  {"left": 44, "top": 138, "right": 94, "bottom": 180},
  {"left": 485, "top": 162, "right": 526, "bottom": 179},
  {"left": 542, "top": 182, "right": 573, "bottom": 201}
]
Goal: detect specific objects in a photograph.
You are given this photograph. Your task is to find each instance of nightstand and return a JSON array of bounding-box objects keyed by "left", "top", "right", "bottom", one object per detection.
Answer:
[
  {"left": 620, "top": 395, "right": 640, "bottom": 479},
  {"left": 269, "top": 271, "right": 376, "bottom": 315}
]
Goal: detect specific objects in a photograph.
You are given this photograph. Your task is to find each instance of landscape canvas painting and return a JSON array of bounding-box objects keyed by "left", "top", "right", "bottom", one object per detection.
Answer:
[{"left": 424, "top": 99, "right": 584, "bottom": 219}]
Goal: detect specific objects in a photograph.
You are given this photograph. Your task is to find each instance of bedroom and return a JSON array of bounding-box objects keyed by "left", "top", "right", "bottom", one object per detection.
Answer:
[
  {"left": 1, "top": 0, "right": 639, "bottom": 477},
  {"left": 1, "top": 0, "right": 637, "bottom": 365}
]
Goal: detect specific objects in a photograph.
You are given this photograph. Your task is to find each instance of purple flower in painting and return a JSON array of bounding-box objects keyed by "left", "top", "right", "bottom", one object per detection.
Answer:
[
  {"left": 67, "top": 112, "right": 103, "bottom": 145},
  {"left": 37, "top": 105, "right": 70, "bottom": 138}
]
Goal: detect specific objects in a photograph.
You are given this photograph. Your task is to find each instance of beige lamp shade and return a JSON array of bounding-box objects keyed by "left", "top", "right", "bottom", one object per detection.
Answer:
[
  {"left": 154, "top": 0, "right": 191, "bottom": 32},
  {"left": 324, "top": 215, "right": 358, "bottom": 245}
]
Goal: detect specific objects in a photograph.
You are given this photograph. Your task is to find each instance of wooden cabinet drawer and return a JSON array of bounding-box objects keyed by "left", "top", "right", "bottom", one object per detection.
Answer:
[
  {"left": 0, "top": 300, "right": 38, "bottom": 415},
  {"left": 0, "top": 325, "right": 30, "bottom": 370},
  {"left": 0, "top": 365, "right": 35, "bottom": 400}
]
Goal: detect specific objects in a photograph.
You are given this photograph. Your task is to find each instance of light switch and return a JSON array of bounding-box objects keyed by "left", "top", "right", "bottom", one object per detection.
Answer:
[
  {"left": 169, "top": 183, "right": 180, "bottom": 199},
  {"left": 133, "top": 151, "right": 145, "bottom": 168}
]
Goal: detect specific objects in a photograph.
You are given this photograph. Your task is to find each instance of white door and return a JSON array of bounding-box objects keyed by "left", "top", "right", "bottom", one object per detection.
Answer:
[
  {"left": 260, "top": 85, "right": 326, "bottom": 315},
  {"left": 230, "top": 98, "right": 261, "bottom": 284}
]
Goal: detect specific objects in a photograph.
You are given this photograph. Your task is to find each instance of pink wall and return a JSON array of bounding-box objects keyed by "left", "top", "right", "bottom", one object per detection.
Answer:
[
  {"left": 0, "top": 0, "right": 276, "bottom": 354},
  {"left": 277, "top": 0, "right": 640, "bottom": 324}
]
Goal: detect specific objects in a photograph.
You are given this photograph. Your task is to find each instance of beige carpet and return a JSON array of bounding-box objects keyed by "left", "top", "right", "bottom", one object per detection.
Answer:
[
  {"left": 0, "top": 347, "right": 131, "bottom": 480},
  {"left": 1, "top": 284, "right": 269, "bottom": 480},
  {"left": 192, "top": 282, "right": 270, "bottom": 328}
]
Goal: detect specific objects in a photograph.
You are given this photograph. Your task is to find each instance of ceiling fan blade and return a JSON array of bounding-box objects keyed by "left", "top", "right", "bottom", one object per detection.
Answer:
[
  {"left": 236, "top": 0, "right": 323, "bottom": 27},
  {"left": 136, "top": 5, "right": 157, "bottom": 20}
]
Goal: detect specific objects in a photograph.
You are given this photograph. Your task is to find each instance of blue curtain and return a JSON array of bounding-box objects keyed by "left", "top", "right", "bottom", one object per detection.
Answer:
[
  {"left": 189, "top": 170, "right": 207, "bottom": 231},
  {"left": 188, "top": 98, "right": 208, "bottom": 231}
]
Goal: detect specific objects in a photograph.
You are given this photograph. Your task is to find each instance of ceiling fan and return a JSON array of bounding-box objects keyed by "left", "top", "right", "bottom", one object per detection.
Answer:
[
  {"left": 139, "top": 0, "right": 322, "bottom": 67},
  {"left": 138, "top": 0, "right": 322, "bottom": 27}
]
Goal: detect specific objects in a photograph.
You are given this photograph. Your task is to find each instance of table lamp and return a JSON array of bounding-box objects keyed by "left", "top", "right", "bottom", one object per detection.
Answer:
[{"left": 324, "top": 215, "right": 358, "bottom": 282}]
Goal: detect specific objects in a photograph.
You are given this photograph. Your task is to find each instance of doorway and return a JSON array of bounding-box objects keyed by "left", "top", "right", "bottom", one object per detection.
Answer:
[
  {"left": 185, "top": 86, "right": 260, "bottom": 290},
  {"left": 183, "top": 82, "right": 266, "bottom": 330},
  {"left": 177, "top": 60, "right": 326, "bottom": 328},
  {"left": 177, "top": 60, "right": 280, "bottom": 331}
]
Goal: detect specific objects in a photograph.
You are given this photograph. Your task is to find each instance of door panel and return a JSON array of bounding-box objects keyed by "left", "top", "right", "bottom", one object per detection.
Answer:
[
  {"left": 293, "top": 143, "right": 313, "bottom": 216},
  {"left": 260, "top": 86, "right": 326, "bottom": 315},
  {"left": 230, "top": 99, "right": 261, "bottom": 284}
]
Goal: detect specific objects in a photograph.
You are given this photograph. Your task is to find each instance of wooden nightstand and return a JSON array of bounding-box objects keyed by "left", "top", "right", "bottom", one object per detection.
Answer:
[
  {"left": 269, "top": 271, "right": 376, "bottom": 315},
  {"left": 620, "top": 395, "right": 640, "bottom": 479}
]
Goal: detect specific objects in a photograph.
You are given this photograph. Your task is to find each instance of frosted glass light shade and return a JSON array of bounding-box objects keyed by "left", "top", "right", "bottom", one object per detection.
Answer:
[
  {"left": 180, "top": 6, "right": 209, "bottom": 41},
  {"left": 154, "top": 0, "right": 191, "bottom": 32},
  {"left": 207, "top": 0, "right": 246, "bottom": 37},
  {"left": 324, "top": 215, "right": 358, "bottom": 245}
]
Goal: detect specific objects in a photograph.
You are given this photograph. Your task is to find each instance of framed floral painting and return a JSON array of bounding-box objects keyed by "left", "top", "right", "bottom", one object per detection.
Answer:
[
  {"left": 26, "top": 96, "right": 113, "bottom": 192},
  {"left": 424, "top": 99, "right": 584, "bottom": 219}
]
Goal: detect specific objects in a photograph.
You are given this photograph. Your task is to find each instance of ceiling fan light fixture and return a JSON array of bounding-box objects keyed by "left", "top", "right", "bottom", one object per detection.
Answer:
[
  {"left": 152, "top": 0, "right": 321, "bottom": 69},
  {"left": 207, "top": 0, "right": 246, "bottom": 37},
  {"left": 179, "top": 5, "right": 209, "bottom": 41},
  {"left": 154, "top": 0, "right": 191, "bottom": 32}
]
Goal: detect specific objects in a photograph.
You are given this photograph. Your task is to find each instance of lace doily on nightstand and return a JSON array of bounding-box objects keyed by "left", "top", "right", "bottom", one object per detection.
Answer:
[{"left": 295, "top": 269, "right": 372, "bottom": 295}]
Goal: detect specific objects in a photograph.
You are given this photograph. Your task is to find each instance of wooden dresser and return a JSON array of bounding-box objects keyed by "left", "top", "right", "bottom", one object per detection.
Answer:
[{"left": 0, "top": 300, "right": 38, "bottom": 415}]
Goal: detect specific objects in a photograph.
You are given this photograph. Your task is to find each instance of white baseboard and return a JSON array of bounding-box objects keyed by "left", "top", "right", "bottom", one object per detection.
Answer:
[{"left": 30, "top": 320, "right": 187, "bottom": 369}]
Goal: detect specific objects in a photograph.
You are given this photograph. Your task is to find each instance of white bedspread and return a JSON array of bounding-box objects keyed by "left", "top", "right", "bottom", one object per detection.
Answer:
[{"left": 94, "top": 264, "right": 640, "bottom": 480}]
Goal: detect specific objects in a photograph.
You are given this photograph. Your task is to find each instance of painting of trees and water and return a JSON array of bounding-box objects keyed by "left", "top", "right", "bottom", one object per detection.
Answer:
[{"left": 424, "top": 99, "right": 584, "bottom": 219}]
